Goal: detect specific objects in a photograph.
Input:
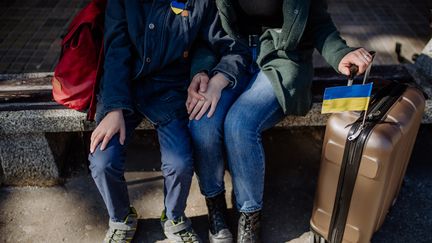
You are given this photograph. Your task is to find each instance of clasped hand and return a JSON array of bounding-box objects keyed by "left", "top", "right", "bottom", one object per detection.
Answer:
[
  {"left": 186, "top": 72, "right": 229, "bottom": 120},
  {"left": 338, "top": 48, "right": 373, "bottom": 75}
]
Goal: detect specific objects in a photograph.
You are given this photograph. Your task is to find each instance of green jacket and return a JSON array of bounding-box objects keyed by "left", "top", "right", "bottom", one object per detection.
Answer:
[{"left": 192, "top": 0, "right": 355, "bottom": 115}]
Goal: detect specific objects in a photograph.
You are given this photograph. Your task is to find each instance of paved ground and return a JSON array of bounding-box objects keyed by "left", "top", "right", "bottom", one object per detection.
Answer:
[
  {"left": 0, "top": 0, "right": 431, "bottom": 74},
  {"left": 0, "top": 0, "right": 89, "bottom": 74},
  {"left": 1, "top": 126, "right": 431, "bottom": 243},
  {"left": 314, "top": 0, "right": 431, "bottom": 66}
]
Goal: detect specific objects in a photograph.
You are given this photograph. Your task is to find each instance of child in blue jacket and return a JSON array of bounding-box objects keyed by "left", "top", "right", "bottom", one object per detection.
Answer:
[{"left": 88, "top": 0, "right": 250, "bottom": 242}]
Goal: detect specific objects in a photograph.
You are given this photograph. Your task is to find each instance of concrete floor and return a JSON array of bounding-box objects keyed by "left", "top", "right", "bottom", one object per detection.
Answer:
[{"left": 1, "top": 126, "right": 431, "bottom": 243}]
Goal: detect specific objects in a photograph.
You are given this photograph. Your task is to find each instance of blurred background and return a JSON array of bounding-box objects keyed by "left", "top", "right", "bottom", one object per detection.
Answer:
[{"left": 0, "top": 0, "right": 431, "bottom": 74}]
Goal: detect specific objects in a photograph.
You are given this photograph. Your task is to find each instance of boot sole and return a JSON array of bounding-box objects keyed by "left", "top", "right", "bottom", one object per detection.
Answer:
[{"left": 209, "top": 230, "right": 234, "bottom": 243}]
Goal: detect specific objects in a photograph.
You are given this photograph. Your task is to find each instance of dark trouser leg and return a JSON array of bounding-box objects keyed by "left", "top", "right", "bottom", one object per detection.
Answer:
[
  {"left": 156, "top": 117, "right": 195, "bottom": 220},
  {"left": 88, "top": 112, "right": 141, "bottom": 222}
]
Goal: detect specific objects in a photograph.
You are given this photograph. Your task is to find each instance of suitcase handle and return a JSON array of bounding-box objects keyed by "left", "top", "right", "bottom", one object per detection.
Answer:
[
  {"left": 349, "top": 65, "right": 359, "bottom": 79},
  {"left": 347, "top": 65, "right": 358, "bottom": 86},
  {"left": 346, "top": 51, "right": 376, "bottom": 86}
]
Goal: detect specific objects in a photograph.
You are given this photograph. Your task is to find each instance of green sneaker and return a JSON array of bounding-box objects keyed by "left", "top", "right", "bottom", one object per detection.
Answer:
[
  {"left": 104, "top": 207, "right": 138, "bottom": 243},
  {"left": 161, "top": 210, "right": 202, "bottom": 243}
]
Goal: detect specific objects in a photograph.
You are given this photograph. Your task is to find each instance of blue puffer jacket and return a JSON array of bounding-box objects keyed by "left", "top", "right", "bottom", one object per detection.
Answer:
[{"left": 99, "top": 0, "right": 250, "bottom": 125}]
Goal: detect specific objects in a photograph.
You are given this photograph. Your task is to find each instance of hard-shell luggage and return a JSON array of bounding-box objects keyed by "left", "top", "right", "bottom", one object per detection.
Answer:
[{"left": 310, "top": 82, "right": 425, "bottom": 243}]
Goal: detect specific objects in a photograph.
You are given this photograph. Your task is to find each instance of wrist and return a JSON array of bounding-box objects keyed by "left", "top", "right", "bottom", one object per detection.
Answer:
[
  {"left": 213, "top": 73, "right": 229, "bottom": 89},
  {"left": 194, "top": 71, "right": 207, "bottom": 78}
]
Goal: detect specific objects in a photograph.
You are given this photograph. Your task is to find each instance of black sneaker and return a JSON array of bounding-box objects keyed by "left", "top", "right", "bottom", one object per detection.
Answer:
[
  {"left": 205, "top": 192, "right": 233, "bottom": 243},
  {"left": 237, "top": 211, "right": 261, "bottom": 243}
]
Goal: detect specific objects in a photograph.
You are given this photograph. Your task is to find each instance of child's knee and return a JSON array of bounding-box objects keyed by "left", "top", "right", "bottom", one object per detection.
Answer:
[
  {"left": 161, "top": 156, "right": 194, "bottom": 179},
  {"left": 89, "top": 145, "right": 124, "bottom": 178}
]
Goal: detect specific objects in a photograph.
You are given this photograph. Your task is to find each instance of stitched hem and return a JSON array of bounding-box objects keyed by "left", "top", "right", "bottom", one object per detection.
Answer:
[
  {"left": 204, "top": 190, "right": 226, "bottom": 199},
  {"left": 239, "top": 207, "right": 262, "bottom": 213}
]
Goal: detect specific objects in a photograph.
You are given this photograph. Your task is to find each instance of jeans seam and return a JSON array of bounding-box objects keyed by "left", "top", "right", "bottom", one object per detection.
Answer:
[
  {"left": 239, "top": 207, "right": 262, "bottom": 213},
  {"left": 238, "top": 104, "right": 281, "bottom": 213}
]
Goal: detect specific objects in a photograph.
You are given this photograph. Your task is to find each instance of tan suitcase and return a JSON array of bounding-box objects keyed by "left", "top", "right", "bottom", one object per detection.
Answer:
[{"left": 310, "top": 82, "right": 425, "bottom": 243}]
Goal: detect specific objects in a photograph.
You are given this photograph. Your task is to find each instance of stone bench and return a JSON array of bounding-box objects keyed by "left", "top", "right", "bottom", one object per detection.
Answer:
[{"left": 1, "top": 65, "right": 431, "bottom": 186}]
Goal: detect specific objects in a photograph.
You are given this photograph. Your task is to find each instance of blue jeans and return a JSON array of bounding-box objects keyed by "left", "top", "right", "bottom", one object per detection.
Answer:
[
  {"left": 189, "top": 77, "right": 246, "bottom": 198},
  {"left": 190, "top": 71, "right": 284, "bottom": 212},
  {"left": 89, "top": 113, "right": 194, "bottom": 222}
]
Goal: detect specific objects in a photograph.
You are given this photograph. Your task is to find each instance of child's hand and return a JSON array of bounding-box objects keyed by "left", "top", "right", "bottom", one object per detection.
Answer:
[
  {"left": 186, "top": 72, "right": 209, "bottom": 112},
  {"left": 338, "top": 48, "right": 373, "bottom": 76},
  {"left": 188, "top": 73, "right": 229, "bottom": 120},
  {"left": 90, "top": 109, "right": 126, "bottom": 153}
]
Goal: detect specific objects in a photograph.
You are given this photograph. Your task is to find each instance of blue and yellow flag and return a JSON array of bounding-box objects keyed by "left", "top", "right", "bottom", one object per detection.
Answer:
[
  {"left": 171, "top": 1, "right": 186, "bottom": 15},
  {"left": 321, "top": 83, "right": 373, "bottom": 114}
]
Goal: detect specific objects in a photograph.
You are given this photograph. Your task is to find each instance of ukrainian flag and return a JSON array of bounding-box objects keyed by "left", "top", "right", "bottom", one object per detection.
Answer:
[
  {"left": 171, "top": 1, "right": 185, "bottom": 15},
  {"left": 321, "top": 83, "right": 373, "bottom": 114}
]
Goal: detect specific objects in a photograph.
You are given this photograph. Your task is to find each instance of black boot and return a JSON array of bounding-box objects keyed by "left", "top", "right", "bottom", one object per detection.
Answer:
[
  {"left": 205, "top": 192, "right": 233, "bottom": 243},
  {"left": 237, "top": 211, "right": 261, "bottom": 243}
]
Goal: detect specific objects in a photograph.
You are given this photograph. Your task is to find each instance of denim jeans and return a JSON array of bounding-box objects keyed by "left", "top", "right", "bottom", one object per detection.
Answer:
[
  {"left": 189, "top": 76, "right": 247, "bottom": 198},
  {"left": 89, "top": 112, "right": 194, "bottom": 222},
  {"left": 190, "top": 71, "right": 284, "bottom": 212}
]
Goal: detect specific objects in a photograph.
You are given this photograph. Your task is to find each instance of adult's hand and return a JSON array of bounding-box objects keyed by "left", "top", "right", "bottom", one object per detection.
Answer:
[
  {"left": 338, "top": 48, "right": 373, "bottom": 76},
  {"left": 189, "top": 73, "right": 229, "bottom": 120},
  {"left": 186, "top": 72, "right": 209, "bottom": 112},
  {"left": 90, "top": 109, "right": 126, "bottom": 153}
]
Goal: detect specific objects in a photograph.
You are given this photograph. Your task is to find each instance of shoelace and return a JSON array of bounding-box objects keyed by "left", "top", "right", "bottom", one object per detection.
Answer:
[
  {"left": 169, "top": 218, "right": 199, "bottom": 243},
  {"left": 239, "top": 215, "right": 258, "bottom": 240},
  {"left": 178, "top": 230, "right": 199, "bottom": 242},
  {"left": 107, "top": 228, "right": 135, "bottom": 242}
]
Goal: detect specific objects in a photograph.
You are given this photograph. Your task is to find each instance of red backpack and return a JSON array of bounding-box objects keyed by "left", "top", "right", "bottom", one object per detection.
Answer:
[{"left": 52, "top": 0, "right": 106, "bottom": 120}]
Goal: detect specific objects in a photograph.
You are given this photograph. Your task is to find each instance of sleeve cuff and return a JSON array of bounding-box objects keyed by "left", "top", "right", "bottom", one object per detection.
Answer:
[
  {"left": 103, "top": 106, "right": 134, "bottom": 118},
  {"left": 211, "top": 69, "right": 237, "bottom": 89},
  {"left": 101, "top": 98, "right": 134, "bottom": 117}
]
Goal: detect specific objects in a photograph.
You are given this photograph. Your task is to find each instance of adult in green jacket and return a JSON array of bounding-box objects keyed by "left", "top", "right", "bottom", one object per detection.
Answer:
[{"left": 187, "top": 0, "right": 372, "bottom": 242}]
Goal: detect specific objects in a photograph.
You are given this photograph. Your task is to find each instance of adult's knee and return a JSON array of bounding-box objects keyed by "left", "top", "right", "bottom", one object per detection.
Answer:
[
  {"left": 224, "top": 109, "right": 256, "bottom": 143},
  {"left": 189, "top": 118, "right": 223, "bottom": 149}
]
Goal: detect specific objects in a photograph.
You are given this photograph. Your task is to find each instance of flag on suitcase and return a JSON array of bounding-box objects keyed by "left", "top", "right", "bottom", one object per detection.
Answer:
[{"left": 321, "top": 83, "right": 373, "bottom": 114}]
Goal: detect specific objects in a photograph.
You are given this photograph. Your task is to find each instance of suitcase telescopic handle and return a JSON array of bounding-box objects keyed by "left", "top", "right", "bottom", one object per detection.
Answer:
[
  {"left": 362, "top": 51, "right": 376, "bottom": 85},
  {"left": 347, "top": 65, "right": 359, "bottom": 86},
  {"left": 346, "top": 51, "right": 376, "bottom": 86}
]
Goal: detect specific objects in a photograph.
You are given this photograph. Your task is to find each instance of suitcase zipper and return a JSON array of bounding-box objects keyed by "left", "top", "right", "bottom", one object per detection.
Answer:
[
  {"left": 347, "top": 82, "right": 400, "bottom": 141},
  {"left": 327, "top": 83, "right": 407, "bottom": 243}
]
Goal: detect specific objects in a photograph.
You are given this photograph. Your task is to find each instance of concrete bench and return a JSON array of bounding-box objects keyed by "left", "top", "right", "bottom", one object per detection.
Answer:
[{"left": 1, "top": 65, "right": 431, "bottom": 186}]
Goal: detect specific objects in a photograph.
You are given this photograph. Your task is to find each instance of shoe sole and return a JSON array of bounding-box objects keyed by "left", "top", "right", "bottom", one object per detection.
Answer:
[{"left": 209, "top": 230, "right": 234, "bottom": 243}]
